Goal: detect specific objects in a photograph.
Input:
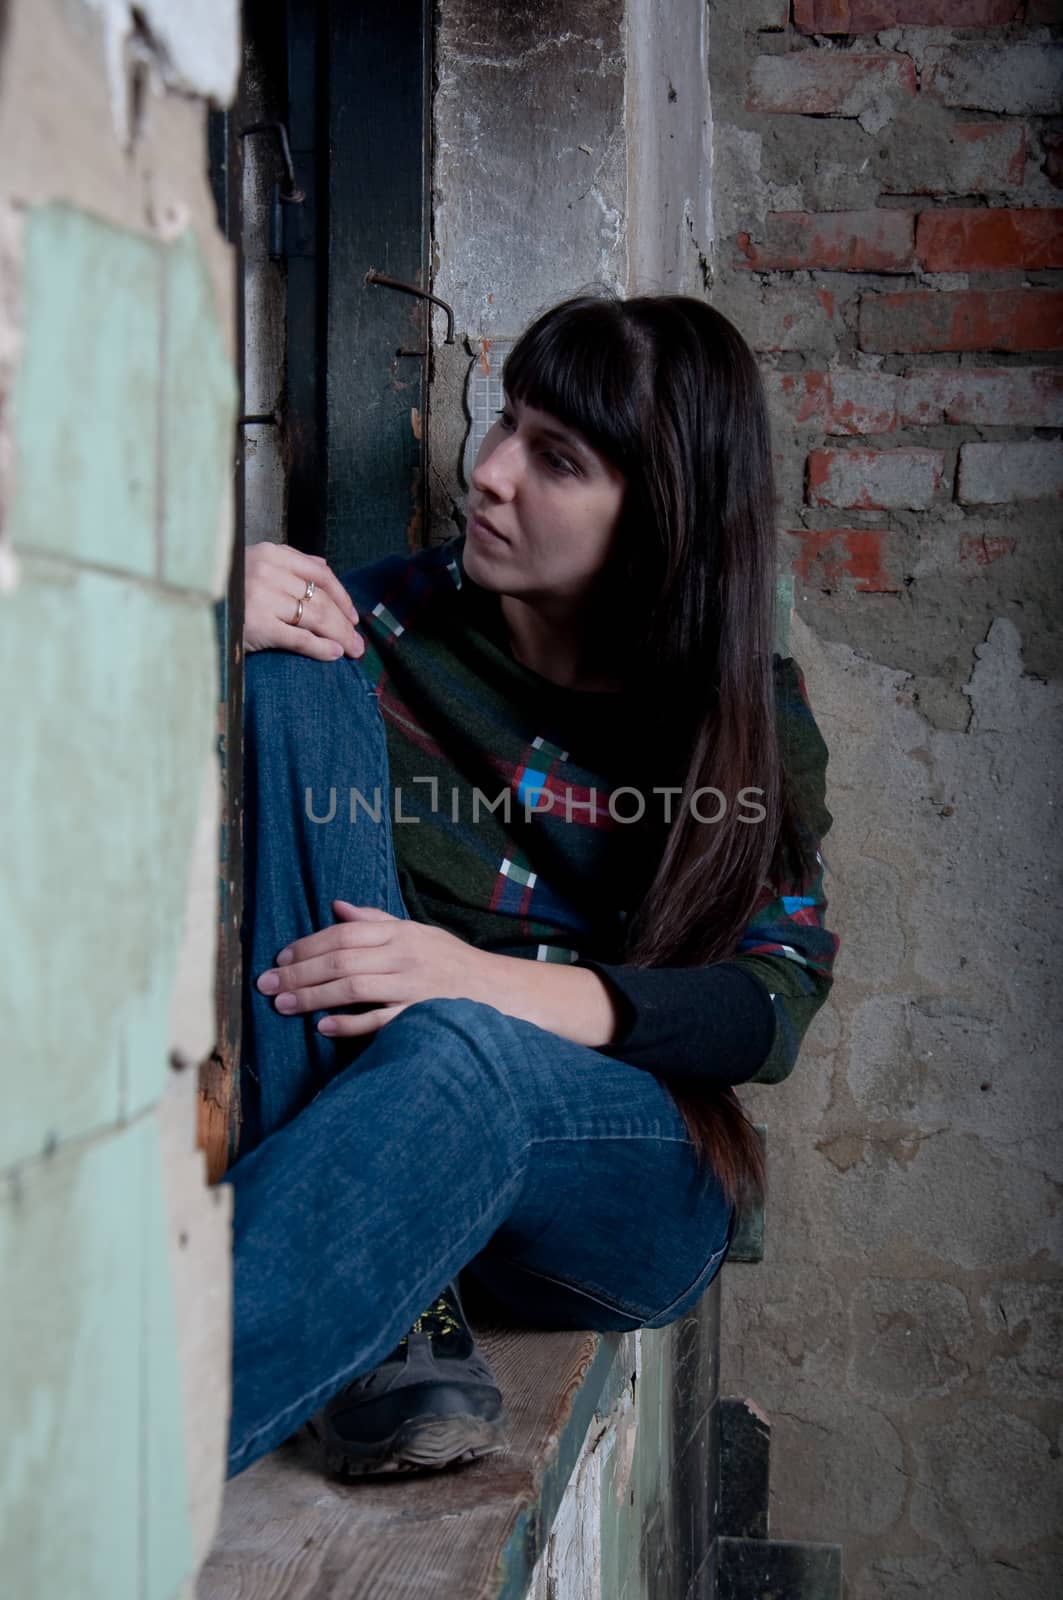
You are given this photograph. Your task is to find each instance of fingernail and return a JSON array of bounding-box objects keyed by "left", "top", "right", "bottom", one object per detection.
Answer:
[
  {"left": 276, "top": 993, "right": 298, "bottom": 1013},
  {"left": 277, "top": 948, "right": 294, "bottom": 966},
  {"left": 330, "top": 642, "right": 343, "bottom": 659},
  {"left": 257, "top": 971, "right": 280, "bottom": 994},
  {"left": 318, "top": 1018, "right": 338, "bottom": 1034}
]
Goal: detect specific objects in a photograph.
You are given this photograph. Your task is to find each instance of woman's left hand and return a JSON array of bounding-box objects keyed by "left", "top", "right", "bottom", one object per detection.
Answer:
[{"left": 255, "top": 902, "right": 494, "bottom": 1038}]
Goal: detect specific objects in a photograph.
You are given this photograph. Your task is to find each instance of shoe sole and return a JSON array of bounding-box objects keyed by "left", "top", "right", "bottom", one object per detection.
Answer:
[{"left": 323, "top": 1413, "right": 508, "bottom": 1478}]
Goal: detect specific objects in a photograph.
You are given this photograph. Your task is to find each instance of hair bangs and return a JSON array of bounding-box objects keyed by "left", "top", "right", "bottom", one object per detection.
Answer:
[{"left": 501, "top": 297, "right": 643, "bottom": 473}]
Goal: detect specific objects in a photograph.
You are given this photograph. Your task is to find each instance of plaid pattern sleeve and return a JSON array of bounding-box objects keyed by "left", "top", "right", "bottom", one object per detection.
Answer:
[{"left": 731, "top": 656, "right": 838, "bottom": 1085}]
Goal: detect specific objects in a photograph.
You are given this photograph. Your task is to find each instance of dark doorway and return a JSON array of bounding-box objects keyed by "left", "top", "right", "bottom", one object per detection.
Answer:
[{"left": 203, "top": 0, "right": 433, "bottom": 1173}]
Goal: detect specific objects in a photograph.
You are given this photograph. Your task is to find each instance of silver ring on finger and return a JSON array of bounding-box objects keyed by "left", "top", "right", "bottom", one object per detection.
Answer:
[{"left": 303, "top": 579, "right": 315, "bottom": 603}]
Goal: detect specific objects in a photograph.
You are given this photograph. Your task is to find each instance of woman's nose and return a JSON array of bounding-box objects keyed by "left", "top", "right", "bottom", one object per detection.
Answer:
[{"left": 471, "top": 434, "right": 520, "bottom": 500}]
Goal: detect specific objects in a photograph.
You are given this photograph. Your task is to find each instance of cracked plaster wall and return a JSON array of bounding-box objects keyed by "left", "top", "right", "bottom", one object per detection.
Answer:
[
  {"left": 428, "top": 0, "right": 712, "bottom": 541},
  {"left": 707, "top": 5, "right": 1063, "bottom": 1595},
  {"left": 726, "top": 613, "right": 1062, "bottom": 1597}
]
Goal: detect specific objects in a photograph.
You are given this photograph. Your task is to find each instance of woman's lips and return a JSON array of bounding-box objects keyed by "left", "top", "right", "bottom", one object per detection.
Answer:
[{"left": 468, "top": 510, "right": 509, "bottom": 544}]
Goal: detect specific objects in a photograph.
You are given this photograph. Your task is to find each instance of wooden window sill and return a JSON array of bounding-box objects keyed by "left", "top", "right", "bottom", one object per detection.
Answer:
[{"left": 198, "top": 1322, "right": 630, "bottom": 1599}]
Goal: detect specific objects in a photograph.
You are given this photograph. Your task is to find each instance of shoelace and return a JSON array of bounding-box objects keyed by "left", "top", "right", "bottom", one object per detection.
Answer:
[
  {"left": 354, "top": 1287, "right": 472, "bottom": 1380},
  {"left": 407, "top": 1290, "right": 463, "bottom": 1341}
]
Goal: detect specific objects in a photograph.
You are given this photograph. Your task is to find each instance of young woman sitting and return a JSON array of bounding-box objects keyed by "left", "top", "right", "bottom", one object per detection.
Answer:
[{"left": 225, "top": 291, "right": 838, "bottom": 1482}]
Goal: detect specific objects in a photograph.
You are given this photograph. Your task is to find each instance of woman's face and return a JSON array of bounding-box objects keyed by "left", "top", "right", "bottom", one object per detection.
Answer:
[{"left": 464, "top": 396, "right": 627, "bottom": 608}]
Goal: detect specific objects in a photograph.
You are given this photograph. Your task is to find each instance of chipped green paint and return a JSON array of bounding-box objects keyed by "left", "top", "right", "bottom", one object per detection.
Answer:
[
  {"left": 5, "top": 204, "right": 234, "bottom": 595},
  {"left": 142, "top": 1113, "right": 198, "bottom": 1600},
  {"left": 599, "top": 1333, "right": 675, "bottom": 1600},
  {"left": 493, "top": 1332, "right": 626, "bottom": 1600},
  {"left": 625, "top": 1324, "right": 676, "bottom": 1595},
  {"left": 0, "top": 557, "right": 218, "bottom": 1169},
  {"left": 161, "top": 231, "right": 237, "bottom": 593},
  {"left": 9, "top": 207, "right": 161, "bottom": 577},
  {"left": 0, "top": 1118, "right": 193, "bottom": 1600},
  {"left": 0, "top": 202, "right": 235, "bottom": 1600},
  {"left": 522, "top": 1289, "right": 725, "bottom": 1598}
]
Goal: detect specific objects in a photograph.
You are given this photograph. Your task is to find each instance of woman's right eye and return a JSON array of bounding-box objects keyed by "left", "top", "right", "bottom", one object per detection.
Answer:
[{"left": 496, "top": 408, "right": 515, "bottom": 430}]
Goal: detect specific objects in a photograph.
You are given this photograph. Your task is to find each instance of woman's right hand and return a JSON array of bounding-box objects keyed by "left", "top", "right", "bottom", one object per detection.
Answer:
[{"left": 244, "top": 541, "right": 365, "bottom": 662}]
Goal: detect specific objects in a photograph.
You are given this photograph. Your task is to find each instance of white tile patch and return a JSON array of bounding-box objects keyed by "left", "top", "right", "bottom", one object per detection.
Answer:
[{"left": 461, "top": 338, "right": 516, "bottom": 488}]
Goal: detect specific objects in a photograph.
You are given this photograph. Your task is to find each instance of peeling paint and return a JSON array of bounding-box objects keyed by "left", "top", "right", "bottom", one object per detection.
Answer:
[
  {"left": 83, "top": 0, "right": 239, "bottom": 144},
  {"left": 1, "top": 4, "right": 237, "bottom": 1592}
]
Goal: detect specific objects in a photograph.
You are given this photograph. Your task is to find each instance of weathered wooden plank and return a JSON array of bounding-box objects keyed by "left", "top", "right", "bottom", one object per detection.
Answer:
[{"left": 198, "top": 1326, "right": 612, "bottom": 1600}]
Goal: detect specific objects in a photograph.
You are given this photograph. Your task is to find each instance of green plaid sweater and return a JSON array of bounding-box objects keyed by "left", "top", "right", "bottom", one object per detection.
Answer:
[{"left": 339, "top": 536, "right": 838, "bottom": 1088}]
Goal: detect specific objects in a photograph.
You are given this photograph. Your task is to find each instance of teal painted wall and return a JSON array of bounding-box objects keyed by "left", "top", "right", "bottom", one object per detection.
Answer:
[{"left": 0, "top": 204, "right": 236, "bottom": 1599}]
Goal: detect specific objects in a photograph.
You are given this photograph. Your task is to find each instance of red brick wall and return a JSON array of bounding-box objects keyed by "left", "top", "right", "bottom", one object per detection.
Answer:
[{"left": 711, "top": 1, "right": 1062, "bottom": 716}]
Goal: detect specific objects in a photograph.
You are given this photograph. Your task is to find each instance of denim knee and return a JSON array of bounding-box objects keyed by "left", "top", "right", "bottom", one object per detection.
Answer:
[
  {"left": 381, "top": 998, "right": 528, "bottom": 1124},
  {"left": 384, "top": 996, "right": 515, "bottom": 1053},
  {"left": 389, "top": 996, "right": 523, "bottom": 1048},
  {"left": 242, "top": 651, "right": 388, "bottom": 802},
  {"left": 244, "top": 648, "right": 376, "bottom": 722}
]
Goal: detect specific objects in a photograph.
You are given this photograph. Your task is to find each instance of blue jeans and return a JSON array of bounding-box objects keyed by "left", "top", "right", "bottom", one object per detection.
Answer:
[{"left": 224, "top": 650, "right": 736, "bottom": 1478}]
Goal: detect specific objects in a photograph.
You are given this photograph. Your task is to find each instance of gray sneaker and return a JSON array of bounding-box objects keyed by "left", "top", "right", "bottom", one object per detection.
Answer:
[{"left": 307, "top": 1278, "right": 508, "bottom": 1477}]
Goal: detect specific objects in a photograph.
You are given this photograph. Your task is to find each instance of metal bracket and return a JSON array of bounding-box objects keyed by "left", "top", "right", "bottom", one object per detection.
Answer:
[
  {"left": 240, "top": 121, "right": 312, "bottom": 262},
  {"left": 366, "top": 270, "right": 456, "bottom": 346},
  {"left": 239, "top": 120, "right": 305, "bottom": 203}
]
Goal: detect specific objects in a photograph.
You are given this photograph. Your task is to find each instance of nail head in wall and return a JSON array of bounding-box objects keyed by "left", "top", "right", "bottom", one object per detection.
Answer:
[{"left": 152, "top": 200, "right": 191, "bottom": 243}]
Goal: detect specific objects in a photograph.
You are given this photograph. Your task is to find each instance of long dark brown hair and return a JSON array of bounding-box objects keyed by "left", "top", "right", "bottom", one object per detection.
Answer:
[{"left": 503, "top": 293, "right": 814, "bottom": 1210}]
